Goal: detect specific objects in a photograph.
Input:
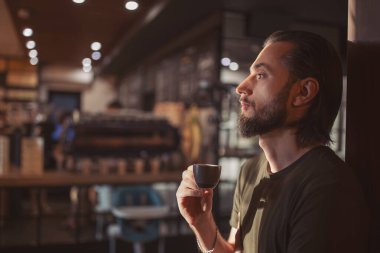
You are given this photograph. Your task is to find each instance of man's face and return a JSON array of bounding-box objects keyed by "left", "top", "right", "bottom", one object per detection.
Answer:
[{"left": 236, "top": 41, "right": 295, "bottom": 137}]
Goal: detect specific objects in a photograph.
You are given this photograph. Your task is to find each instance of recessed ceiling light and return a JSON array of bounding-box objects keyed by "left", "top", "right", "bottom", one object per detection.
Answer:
[
  {"left": 125, "top": 1, "right": 139, "bottom": 11},
  {"left": 82, "top": 58, "right": 91, "bottom": 66},
  {"left": 221, "top": 57, "right": 231, "bottom": 66},
  {"left": 91, "top": 42, "right": 102, "bottom": 51},
  {"left": 91, "top": 51, "right": 102, "bottom": 61},
  {"left": 229, "top": 62, "right": 239, "bottom": 71},
  {"left": 28, "top": 49, "right": 38, "bottom": 58},
  {"left": 30, "top": 57, "right": 38, "bottom": 65},
  {"left": 22, "top": 28, "right": 33, "bottom": 37},
  {"left": 26, "top": 40, "right": 36, "bottom": 49},
  {"left": 72, "top": 0, "right": 86, "bottom": 4}
]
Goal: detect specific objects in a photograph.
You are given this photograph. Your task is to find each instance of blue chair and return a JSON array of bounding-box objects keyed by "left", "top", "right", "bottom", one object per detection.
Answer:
[{"left": 108, "top": 185, "right": 167, "bottom": 253}]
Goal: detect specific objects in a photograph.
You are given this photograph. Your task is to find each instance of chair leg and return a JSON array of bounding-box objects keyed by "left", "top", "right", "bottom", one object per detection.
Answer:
[
  {"left": 95, "top": 214, "right": 104, "bottom": 240},
  {"left": 158, "top": 238, "right": 165, "bottom": 253},
  {"left": 133, "top": 242, "right": 144, "bottom": 253},
  {"left": 109, "top": 237, "right": 116, "bottom": 253}
]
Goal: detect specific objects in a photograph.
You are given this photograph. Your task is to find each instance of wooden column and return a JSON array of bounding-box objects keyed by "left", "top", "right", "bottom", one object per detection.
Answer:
[{"left": 346, "top": 41, "right": 380, "bottom": 253}]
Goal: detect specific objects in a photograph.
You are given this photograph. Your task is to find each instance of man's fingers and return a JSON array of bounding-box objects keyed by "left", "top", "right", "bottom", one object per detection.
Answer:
[
  {"left": 181, "top": 167, "right": 199, "bottom": 190},
  {"left": 187, "top": 165, "right": 193, "bottom": 172},
  {"left": 176, "top": 187, "right": 203, "bottom": 198},
  {"left": 181, "top": 179, "right": 199, "bottom": 190},
  {"left": 177, "top": 165, "right": 204, "bottom": 198},
  {"left": 182, "top": 167, "right": 195, "bottom": 180}
]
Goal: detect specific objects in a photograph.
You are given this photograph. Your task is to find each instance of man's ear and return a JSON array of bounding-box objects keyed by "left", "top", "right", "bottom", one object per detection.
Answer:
[{"left": 292, "top": 78, "right": 319, "bottom": 106}]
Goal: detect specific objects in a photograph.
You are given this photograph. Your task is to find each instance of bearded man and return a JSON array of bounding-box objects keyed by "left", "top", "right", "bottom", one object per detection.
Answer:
[{"left": 176, "top": 30, "right": 368, "bottom": 253}]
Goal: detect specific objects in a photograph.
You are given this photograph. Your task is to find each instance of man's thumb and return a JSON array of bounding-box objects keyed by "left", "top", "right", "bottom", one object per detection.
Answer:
[{"left": 201, "top": 189, "right": 213, "bottom": 212}]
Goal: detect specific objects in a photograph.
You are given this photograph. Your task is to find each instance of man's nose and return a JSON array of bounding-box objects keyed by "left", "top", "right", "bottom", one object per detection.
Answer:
[{"left": 236, "top": 79, "right": 252, "bottom": 96}]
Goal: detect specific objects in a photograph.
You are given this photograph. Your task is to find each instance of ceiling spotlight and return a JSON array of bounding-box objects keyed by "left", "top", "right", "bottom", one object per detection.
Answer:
[
  {"left": 26, "top": 40, "right": 36, "bottom": 49},
  {"left": 30, "top": 57, "right": 38, "bottom": 65},
  {"left": 72, "top": 0, "right": 86, "bottom": 4},
  {"left": 91, "top": 42, "right": 102, "bottom": 51},
  {"left": 28, "top": 49, "right": 38, "bottom": 58},
  {"left": 82, "top": 58, "right": 92, "bottom": 66},
  {"left": 125, "top": 1, "right": 139, "bottom": 11},
  {"left": 83, "top": 65, "right": 92, "bottom": 73},
  {"left": 22, "top": 28, "right": 33, "bottom": 37},
  {"left": 221, "top": 57, "right": 231, "bottom": 67},
  {"left": 91, "top": 51, "right": 102, "bottom": 61},
  {"left": 229, "top": 62, "right": 239, "bottom": 71}
]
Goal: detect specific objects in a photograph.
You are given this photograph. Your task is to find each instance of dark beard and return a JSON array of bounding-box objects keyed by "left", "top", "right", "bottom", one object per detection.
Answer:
[{"left": 238, "top": 81, "right": 292, "bottom": 137}]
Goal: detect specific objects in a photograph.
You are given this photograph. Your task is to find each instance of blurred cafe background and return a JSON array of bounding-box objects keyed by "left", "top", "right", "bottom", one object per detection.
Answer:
[{"left": 0, "top": 0, "right": 379, "bottom": 253}]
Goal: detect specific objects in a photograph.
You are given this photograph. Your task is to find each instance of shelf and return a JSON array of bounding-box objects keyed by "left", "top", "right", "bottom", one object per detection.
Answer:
[{"left": 0, "top": 58, "right": 39, "bottom": 97}]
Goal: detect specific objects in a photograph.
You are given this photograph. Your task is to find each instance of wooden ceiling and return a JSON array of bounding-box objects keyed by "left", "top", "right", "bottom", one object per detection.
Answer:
[
  {"left": 4, "top": 0, "right": 161, "bottom": 68},
  {"left": 2, "top": 0, "right": 348, "bottom": 75}
]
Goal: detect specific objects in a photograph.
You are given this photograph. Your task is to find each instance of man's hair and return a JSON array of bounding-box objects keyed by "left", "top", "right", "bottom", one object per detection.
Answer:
[{"left": 264, "top": 30, "right": 343, "bottom": 147}]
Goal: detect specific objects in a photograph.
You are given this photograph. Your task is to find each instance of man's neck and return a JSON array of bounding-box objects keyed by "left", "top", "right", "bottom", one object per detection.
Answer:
[{"left": 258, "top": 129, "right": 321, "bottom": 173}]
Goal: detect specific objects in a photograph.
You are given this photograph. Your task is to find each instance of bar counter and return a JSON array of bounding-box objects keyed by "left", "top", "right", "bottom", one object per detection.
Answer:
[
  {"left": 0, "top": 170, "right": 182, "bottom": 188},
  {"left": 0, "top": 170, "right": 182, "bottom": 246}
]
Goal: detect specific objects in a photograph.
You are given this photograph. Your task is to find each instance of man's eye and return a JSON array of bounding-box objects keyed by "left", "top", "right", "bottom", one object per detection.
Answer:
[{"left": 257, "top": 73, "right": 265, "bottom": 79}]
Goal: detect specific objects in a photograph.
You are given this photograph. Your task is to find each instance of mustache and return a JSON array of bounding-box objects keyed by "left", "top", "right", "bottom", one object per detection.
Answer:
[{"left": 239, "top": 96, "right": 255, "bottom": 108}]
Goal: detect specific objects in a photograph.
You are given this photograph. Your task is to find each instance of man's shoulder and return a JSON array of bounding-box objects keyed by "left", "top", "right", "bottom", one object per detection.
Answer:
[
  {"left": 306, "top": 146, "right": 348, "bottom": 171},
  {"left": 297, "top": 146, "right": 359, "bottom": 187}
]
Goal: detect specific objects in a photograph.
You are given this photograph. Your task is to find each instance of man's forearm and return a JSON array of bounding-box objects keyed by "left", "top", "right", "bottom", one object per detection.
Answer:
[{"left": 191, "top": 215, "right": 235, "bottom": 253}]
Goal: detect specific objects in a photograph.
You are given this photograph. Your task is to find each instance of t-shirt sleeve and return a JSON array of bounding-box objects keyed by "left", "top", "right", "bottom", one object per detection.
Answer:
[
  {"left": 229, "top": 164, "right": 243, "bottom": 229},
  {"left": 229, "top": 155, "right": 263, "bottom": 229}
]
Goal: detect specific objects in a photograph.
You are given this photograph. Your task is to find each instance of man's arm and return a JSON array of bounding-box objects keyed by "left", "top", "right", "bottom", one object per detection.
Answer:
[
  {"left": 192, "top": 224, "right": 238, "bottom": 253},
  {"left": 228, "top": 227, "right": 242, "bottom": 253}
]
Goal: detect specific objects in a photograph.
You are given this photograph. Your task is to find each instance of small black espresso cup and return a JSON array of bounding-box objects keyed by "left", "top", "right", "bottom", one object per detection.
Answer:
[{"left": 193, "top": 164, "right": 221, "bottom": 189}]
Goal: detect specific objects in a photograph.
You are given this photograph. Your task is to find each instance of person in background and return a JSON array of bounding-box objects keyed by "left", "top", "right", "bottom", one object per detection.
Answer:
[
  {"left": 176, "top": 30, "right": 368, "bottom": 253},
  {"left": 50, "top": 110, "right": 78, "bottom": 229},
  {"left": 51, "top": 110, "right": 75, "bottom": 170}
]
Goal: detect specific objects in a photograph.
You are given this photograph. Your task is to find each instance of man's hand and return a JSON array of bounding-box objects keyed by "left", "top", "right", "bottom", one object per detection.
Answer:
[
  {"left": 176, "top": 165, "right": 214, "bottom": 227},
  {"left": 177, "top": 166, "right": 236, "bottom": 253}
]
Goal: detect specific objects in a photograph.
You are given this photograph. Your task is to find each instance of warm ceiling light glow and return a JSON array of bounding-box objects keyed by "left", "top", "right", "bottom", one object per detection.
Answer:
[
  {"left": 72, "top": 0, "right": 86, "bottom": 4},
  {"left": 22, "top": 28, "right": 33, "bottom": 37},
  {"left": 125, "top": 1, "right": 139, "bottom": 10},
  {"left": 30, "top": 57, "right": 38, "bottom": 65},
  {"left": 17, "top": 8, "right": 30, "bottom": 19},
  {"left": 28, "top": 49, "right": 38, "bottom": 58},
  {"left": 82, "top": 58, "right": 92, "bottom": 66},
  {"left": 221, "top": 57, "right": 231, "bottom": 66},
  {"left": 83, "top": 65, "right": 92, "bottom": 72},
  {"left": 91, "top": 42, "right": 102, "bottom": 51},
  {"left": 91, "top": 51, "right": 102, "bottom": 61},
  {"left": 229, "top": 62, "right": 239, "bottom": 71},
  {"left": 26, "top": 40, "right": 36, "bottom": 49}
]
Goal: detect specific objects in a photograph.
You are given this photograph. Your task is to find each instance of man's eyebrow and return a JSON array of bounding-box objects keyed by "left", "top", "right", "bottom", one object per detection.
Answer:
[{"left": 250, "top": 62, "right": 272, "bottom": 73}]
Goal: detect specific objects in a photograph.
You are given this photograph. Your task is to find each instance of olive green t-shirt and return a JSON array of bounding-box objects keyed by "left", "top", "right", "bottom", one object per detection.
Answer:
[{"left": 230, "top": 146, "right": 368, "bottom": 253}]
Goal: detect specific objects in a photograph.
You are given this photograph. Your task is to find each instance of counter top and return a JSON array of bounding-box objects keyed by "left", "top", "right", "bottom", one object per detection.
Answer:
[
  {"left": 112, "top": 205, "right": 171, "bottom": 219},
  {"left": 0, "top": 171, "right": 182, "bottom": 188}
]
